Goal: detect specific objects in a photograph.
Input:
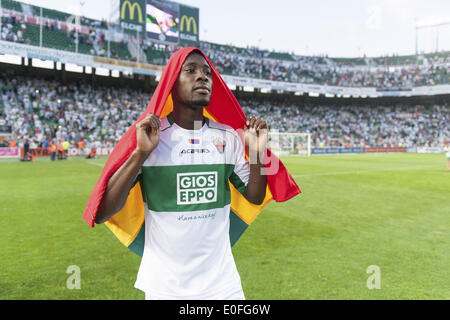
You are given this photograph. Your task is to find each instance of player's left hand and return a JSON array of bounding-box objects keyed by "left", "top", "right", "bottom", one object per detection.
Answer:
[{"left": 244, "top": 116, "right": 269, "bottom": 155}]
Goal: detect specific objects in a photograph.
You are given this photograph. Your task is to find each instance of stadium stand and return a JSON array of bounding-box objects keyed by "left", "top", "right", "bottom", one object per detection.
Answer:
[
  {"left": 0, "top": 70, "right": 448, "bottom": 152},
  {"left": 1, "top": 6, "right": 132, "bottom": 58},
  {"left": 0, "top": 0, "right": 448, "bottom": 155},
  {"left": 1, "top": 0, "right": 448, "bottom": 88},
  {"left": 241, "top": 99, "right": 449, "bottom": 148},
  {"left": 1, "top": 0, "right": 21, "bottom": 12},
  {"left": 199, "top": 45, "right": 449, "bottom": 87}
]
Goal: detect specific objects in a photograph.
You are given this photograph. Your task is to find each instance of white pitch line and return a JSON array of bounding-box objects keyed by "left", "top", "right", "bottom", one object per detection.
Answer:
[
  {"left": 85, "top": 161, "right": 105, "bottom": 167},
  {"left": 293, "top": 165, "right": 436, "bottom": 178}
]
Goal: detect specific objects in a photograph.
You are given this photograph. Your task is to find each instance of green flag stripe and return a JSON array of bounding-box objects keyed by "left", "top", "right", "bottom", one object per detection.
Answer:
[
  {"left": 229, "top": 210, "right": 249, "bottom": 247},
  {"left": 128, "top": 225, "right": 145, "bottom": 257}
]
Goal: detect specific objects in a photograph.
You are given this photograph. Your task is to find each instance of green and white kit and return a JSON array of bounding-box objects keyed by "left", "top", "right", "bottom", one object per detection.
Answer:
[{"left": 133, "top": 114, "right": 250, "bottom": 299}]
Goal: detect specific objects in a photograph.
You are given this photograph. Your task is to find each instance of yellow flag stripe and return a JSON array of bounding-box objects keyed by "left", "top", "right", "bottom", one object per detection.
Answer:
[
  {"left": 229, "top": 182, "right": 273, "bottom": 225},
  {"left": 105, "top": 183, "right": 145, "bottom": 247}
]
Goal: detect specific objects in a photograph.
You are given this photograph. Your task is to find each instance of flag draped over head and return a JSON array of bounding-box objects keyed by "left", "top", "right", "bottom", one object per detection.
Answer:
[{"left": 82, "top": 47, "right": 301, "bottom": 256}]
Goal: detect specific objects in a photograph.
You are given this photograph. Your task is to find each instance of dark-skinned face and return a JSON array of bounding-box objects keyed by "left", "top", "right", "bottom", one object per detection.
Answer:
[{"left": 172, "top": 52, "right": 213, "bottom": 109}]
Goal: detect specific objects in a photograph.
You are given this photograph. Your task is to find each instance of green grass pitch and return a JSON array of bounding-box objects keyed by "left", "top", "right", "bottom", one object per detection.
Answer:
[{"left": 0, "top": 153, "right": 449, "bottom": 299}]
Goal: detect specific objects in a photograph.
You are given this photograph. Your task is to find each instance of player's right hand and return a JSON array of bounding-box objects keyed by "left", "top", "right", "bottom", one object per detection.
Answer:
[{"left": 135, "top": 113, "right": 160, "bottom": 156}]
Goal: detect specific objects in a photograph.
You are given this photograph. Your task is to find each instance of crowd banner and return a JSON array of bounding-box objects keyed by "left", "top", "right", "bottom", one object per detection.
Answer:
[
  {"left": 0, "top": 124, "right": 12, "bottom": 134},
  {"left": 0, "top": 148, "right": 19, "bottom": 158},
  {"left": 365, "top": 147, "right": 407, "bottom": 153},
  {"left": 93, "top": 56, "right": 164, "bottom": 75},
  {"left": 417, "top": 147, "right": 443, "bottom": 154},
  {"left": 311, "top": 147, "right": 365, "bottom": 154},
  {"left": 25, "top": 148, "right": 51, "bottom": 157},
  {"left": 0, "top": 40, "right": 94, "bottom": 66},
  {"left": 69, "top": 148, "right": 80, "bottom": 156},
  {"left": 16, "top": 147, "right": 114, "bottom": 158},
  {"left": 97, "top": 148, "right": 114, "bottom": 156},
  {"left": 214, "top": 74, "right": 450, "bottom": 97}
]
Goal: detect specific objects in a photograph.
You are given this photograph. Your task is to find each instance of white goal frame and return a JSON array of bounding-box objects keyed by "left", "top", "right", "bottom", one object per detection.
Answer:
[{"left": 268, "top": 131, "right": 311, "bottom": 157}]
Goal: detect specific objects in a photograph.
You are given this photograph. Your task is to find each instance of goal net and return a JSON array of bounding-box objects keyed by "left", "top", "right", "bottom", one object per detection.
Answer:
[{"left": 268, "top": 131, "right": 311, "bottom": 156}]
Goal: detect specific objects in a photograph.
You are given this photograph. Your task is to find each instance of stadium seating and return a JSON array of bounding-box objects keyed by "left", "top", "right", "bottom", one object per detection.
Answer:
[
  {"left": 42, "top": 26, "right": 74, "bottom": 52},
  {"left": 144, "top": 47, "right": 166, "bottom": 65},
  {"left": 1, "top": 0, "right": 22, "bottom": 12},
  {"left": 372, "top": 55, "right": 418, "bottom": 66},
  {"left": 22, "top": 22, "right": 40, "bottom": 46},
  {"left": 1, "top": 73, "right": 448, "bottom": 151},
  {"left": 41, "top": 7, "right": 71, "bottom": 23},
  {"left": 29, "top": 4, "right": 107, "bottom": 29},
  {"left": 330, "top": 57, "right": 368, "bottom": 66},
  {"left": 267, "top": 51, "right": 296, "bottom": 62},
  {"left": 0, "top": 0, "right": 449, "bottom": 88},
  {"left": 240, "top": 99, "right": 449, "bottom": 148}
]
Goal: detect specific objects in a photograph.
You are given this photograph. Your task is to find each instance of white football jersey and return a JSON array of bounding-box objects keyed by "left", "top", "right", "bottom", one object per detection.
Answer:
[{"left": 134, "top": 114, "right": 250, "bottom": 299}]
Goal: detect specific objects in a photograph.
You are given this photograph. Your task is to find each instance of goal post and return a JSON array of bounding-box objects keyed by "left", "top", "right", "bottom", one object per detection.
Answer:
[{"left": 268, "top": 131, "right": 311, "bottom": 157}]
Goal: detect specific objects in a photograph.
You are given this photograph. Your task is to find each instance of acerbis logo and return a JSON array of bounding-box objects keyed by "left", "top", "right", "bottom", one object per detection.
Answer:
[
  {"left": 177, "top": 172, "right": 217, "bottom": 205},
  {"left": 180, "top": 149, "right": 210, "bottom": 155},
  {"left": 180, "top": 15, "right": 197, "bottom": 35},
  {"left": 120, "top": 0, "right": 143, "bottom": 23}
]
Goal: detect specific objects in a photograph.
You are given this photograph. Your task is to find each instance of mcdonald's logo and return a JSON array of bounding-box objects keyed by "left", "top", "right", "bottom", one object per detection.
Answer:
[
  {"left": 180, "top": 15, "right": 197, "bottom": 35},
  {"left": 120, "top": 0, "right": 143, "bottom": 23}
]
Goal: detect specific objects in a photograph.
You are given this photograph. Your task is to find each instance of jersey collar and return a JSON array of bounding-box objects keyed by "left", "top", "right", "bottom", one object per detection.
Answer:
[{"left": 167, "top": 112, "right": 210, "bottom": 127}]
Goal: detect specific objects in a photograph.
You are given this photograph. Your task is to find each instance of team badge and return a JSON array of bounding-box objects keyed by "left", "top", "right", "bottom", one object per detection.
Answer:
[{"left": 213, "top": 137, "right": 226, "bottom": 153}]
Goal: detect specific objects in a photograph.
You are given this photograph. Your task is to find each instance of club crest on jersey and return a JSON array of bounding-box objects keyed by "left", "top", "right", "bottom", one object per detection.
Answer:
[
  {"left": 177, "top": 172, "right": 217, "bottom": 205},
  {"left": 213, "top": 137, "right": 226, "bottom": 154}
]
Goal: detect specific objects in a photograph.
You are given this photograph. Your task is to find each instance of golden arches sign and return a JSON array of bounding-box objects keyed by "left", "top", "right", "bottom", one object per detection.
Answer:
[
  {"left": 120, "top": 0, "right": 143, "bottom": 23},
  {"left": 180, "top": 15, "right": 197, "bottom": 35}
]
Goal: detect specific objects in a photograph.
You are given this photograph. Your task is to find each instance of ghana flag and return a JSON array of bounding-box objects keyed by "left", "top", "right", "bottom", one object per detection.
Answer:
[{"left": 82, "top": 47, "right": 301, "bottom": 256}]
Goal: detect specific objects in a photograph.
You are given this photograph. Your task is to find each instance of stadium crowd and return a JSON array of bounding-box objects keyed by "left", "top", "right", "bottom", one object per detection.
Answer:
[
  {"left": 0, "top": 73, "right": 152, "bottom": 154},
  {"left": 1, "top": 9, "right": 448, "bottom": 89},
  {"left": 241, "top": 100, "right": 449, "bottom": 148},
  {"left": 140, "top": 41, "right": 450, "bottom": 88},
  {"left": 200, "top": 43, "right": 449, "bottom": 88},
  {"left": 1, "top": 75, "right": 448, "bottom": 153},
  {"left": 1, "top": 14, "right": 27, "bottom": 43}
]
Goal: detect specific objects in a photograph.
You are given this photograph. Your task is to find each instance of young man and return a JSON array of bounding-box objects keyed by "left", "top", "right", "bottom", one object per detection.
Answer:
[{"left": 95, "top": 51, "right": 269, "bottom": 300}]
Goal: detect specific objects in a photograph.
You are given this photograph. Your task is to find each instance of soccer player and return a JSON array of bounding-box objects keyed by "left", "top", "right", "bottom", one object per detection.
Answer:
[{"left": 94, "top": 50, "right": 268, "bottom": 300}]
